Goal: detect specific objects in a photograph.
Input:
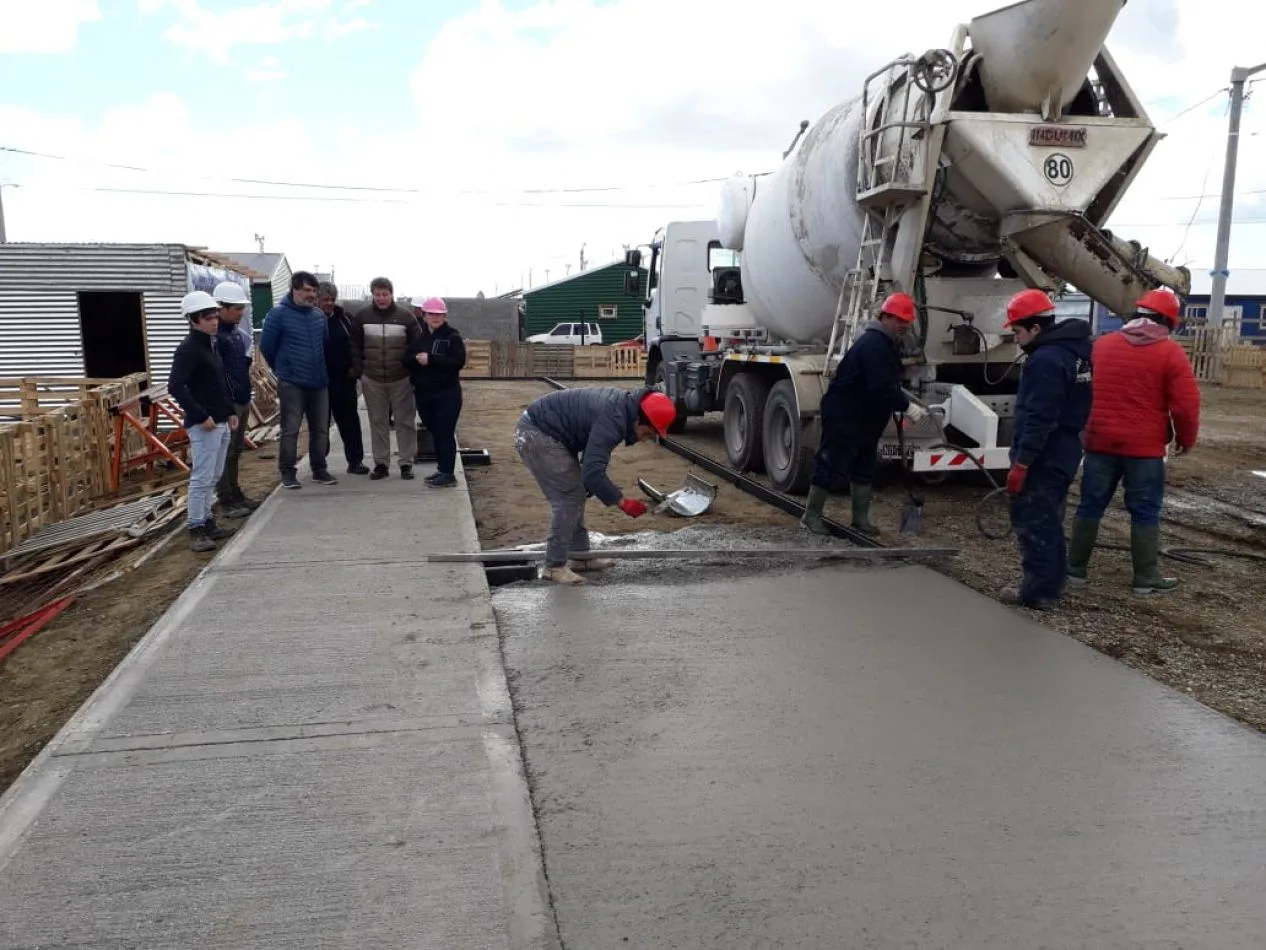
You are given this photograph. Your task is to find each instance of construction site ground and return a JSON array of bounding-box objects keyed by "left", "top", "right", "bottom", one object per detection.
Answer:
[
  {"left": 461, "top": 379, "right": 1266, "bottom": 734},
  {"left": 0, "top": 438, "right": 293, "bottom": 793}
]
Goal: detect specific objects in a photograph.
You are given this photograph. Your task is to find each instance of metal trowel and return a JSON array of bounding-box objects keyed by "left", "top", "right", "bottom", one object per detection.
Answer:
[{"left": 637, "top": 473, "right": 718, "bottom": 517}]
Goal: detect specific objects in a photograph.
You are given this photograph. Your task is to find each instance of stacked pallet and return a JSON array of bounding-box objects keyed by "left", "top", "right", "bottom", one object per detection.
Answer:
[
  {"left": 1178, "top": 329, "right": 1266, "bottom": 389},
  {"left": 460, "top": 341, "right": 645, "bottom": 379}
]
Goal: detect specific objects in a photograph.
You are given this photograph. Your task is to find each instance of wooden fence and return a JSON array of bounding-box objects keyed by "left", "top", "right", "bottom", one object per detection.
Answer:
[
  {"left": 1178, "top": 329, "right": 1266, "bottom": 389},
  {"left": 463, "top": 341, "right": 644, "bottom": 380},
  {"left": 0, "top": 375, "right": 147, "bottom": 555}
]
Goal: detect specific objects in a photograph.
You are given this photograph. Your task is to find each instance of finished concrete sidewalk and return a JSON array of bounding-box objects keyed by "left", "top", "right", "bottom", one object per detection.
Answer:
[{"left": 0, "top": 448, "right": 558, "bottom": 949}]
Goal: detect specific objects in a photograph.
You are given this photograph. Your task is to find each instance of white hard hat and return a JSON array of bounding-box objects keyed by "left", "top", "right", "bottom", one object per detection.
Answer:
[
  {"left": 181, "top": 290, "right": 220, "bottom": 316},
  {"left": 213, "top": 281, "right": 249, "bottom": 305}
]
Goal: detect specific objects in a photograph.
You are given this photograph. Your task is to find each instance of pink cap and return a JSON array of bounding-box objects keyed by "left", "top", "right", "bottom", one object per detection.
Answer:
[{"left": 420, "top": 296, "right": 447, "bottom": 315}]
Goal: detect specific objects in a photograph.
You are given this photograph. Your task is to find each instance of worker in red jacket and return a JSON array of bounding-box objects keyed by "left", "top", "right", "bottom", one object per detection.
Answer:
[{"left": 1068, "top": 288, "right": 1201, "bottom": 594}]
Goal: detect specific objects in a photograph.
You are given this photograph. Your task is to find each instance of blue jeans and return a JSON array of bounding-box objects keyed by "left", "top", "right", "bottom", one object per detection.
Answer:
[
  {"left": 1009, "top": 462, "right": 1075, "bottom": 604},
  {"left": 187, "top": 422, "right": 232, "bottom": 527},
  {"left": 1075, "top": 452, "right": 1166, "bottom": 526}
]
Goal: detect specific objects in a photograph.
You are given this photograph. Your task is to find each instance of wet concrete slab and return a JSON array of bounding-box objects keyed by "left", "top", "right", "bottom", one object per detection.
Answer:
[{"left": 496, "top": 560, "right": 1266, "bottom": 949}]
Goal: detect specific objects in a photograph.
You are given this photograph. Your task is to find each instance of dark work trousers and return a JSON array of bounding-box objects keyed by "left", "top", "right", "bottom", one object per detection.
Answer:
[
  {"left": 216, "top": 401, "right": 250, "bottom": 502},
  {"left": 414, "top": 385, "right": 463, "bottom": 476},
  {"left": 328, "top": 379, "right": 364, "bottom": 468},
  {"left": 278, "top": 381, "right": 330, "bottom": 477},
  {"left": 1009, "top": 461, "right": 1075, "bottom": 604},
  {"left": 810, "top": 426, "right": 880, "bottom": 491}
]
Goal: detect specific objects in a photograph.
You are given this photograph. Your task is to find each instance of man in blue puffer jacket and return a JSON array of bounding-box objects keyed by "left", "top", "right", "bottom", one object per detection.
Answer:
[
  {"left": 260, "top": 270, "right": 333, "bottom": 489},
  {"left": 1001, "top": 288, "right": 1094, "bottom": 610}
]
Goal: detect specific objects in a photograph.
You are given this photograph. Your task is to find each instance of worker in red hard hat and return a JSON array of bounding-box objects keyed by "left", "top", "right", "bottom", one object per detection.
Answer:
[
  {"left": 999, "top": 287, "right": 1093, "bottom": 610},
  {"left": 801, "top": 292, "right": 927, "bottom": 536},
  {"left": 1068, "top": 287, "right": 1200, "bottom": 595},
  {"left": 408, "top": 296, "right": 467, "bottom": 488},
  {"left": 515, "top": 387, "right": 676, "bottom": 584}
]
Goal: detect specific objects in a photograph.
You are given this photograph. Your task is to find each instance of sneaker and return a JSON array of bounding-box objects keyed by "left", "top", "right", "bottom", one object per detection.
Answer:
[
  {"left": 370, "top": 464, "right": 390, "bottom": 480},
  {"left": 542, "top": 566, "right": 587, "bottom": 585},
  {"left": 281, "top": 473, "right": 302, "bottom": 490},
  {"left": 400, "top": 465, "right": 415, "bottom": 480},
  {"left": 312, "top": 470, "right": 338, "bottom": 486},
  {"left": 204, "top": 518, "right": 236, "bottom": 541},
  {"left": 570, "top": 557, "right": 616, "bottom": 572},
  {"left": 188, "top": 525, "right": 217, "bottom": 553},
  {"left": 234, "top": 493, "right": 263, "bottom": 511},
  {"left": 426, "top": 473, "right": 457, "bottom": 488},
  {"left": 347, "top": 463, "right": 370, "bottom": 475}
]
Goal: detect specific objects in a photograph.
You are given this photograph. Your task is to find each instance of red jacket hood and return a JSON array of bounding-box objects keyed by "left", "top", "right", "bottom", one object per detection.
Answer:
[{"left": 1120, "top": 317, "right": 1171, "bottom": 346}]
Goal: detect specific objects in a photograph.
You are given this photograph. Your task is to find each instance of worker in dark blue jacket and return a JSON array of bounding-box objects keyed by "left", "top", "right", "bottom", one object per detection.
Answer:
[
  {"left": 801, "top": 292, "right": 927, "bottom": 536},
  {"left": 1001, "top": 288, "right": 1094, "bottom": 610},
  {"left": 515, "top": 387, "right": 677, "bottom": 584},
  {"left": 214, "top": 285, "right": 256, "bottom": 519}
]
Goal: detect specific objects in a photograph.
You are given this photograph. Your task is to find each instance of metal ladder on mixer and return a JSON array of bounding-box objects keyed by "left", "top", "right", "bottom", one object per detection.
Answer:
[{"left": 823, "top": 49, "right": 956, "bottom": 372}]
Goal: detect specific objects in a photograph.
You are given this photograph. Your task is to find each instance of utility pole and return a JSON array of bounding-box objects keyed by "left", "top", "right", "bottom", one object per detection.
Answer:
[
  {"left": 1208, "top": 62, "right": 1266, "bottom": 333},
  {"left": 0, "top": 183, "right": 8, "bottom": 243},
  {"left": 254, "top": 233, "right": 265, "bottom": 253}
]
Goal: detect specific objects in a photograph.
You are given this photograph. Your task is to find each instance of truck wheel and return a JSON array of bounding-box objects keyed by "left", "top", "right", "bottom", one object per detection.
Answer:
[
  {"left": 762, "top": 379, "right": 814, "bottom": 495},
  {"left": 724, "top": 373, "right": 769, "bottom": 472},
  {"left": 652, "top": 362, "right": 688, "bottom": 434}
]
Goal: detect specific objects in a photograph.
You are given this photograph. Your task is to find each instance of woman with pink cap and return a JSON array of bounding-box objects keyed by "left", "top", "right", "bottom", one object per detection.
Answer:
[{"left": 407, "top": 296, "right": 467, "bottom": 487}]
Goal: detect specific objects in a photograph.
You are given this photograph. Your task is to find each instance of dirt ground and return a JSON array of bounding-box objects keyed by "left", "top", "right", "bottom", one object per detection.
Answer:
[
  {"left": 0, "top": 436, "right": 295, "bottom": 793},
  {"left": 462, "top": 379, "right": 1266, "bottom": 734}
]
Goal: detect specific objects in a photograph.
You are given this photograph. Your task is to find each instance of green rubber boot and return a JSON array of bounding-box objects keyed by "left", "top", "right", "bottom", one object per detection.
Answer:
[
  {"left": 1130, "top": 524, "right": 1178, "bottom": 595},
  {"left": 1066, "top": 516, "right": 1100, "bottom": 585},
  {"left": 800, "top": 484, "right": 832, "bottom": 536},
  {"left": 850, "top": 482, "right": 881, "bottom": 537}
]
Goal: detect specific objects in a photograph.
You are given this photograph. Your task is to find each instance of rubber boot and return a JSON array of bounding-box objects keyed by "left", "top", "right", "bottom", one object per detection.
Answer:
[
  {"left": 850, "top": 483, "right": 880, "bottom": 537},
  {"left": 1130, "top": 524, "right": 1178, "bottom": 595},
  {"left": 1066, "top": 516, "right": 1100, "bottom": 585},
  {"left": 799, "top": 484, "right": 832, "bottom": 536}
]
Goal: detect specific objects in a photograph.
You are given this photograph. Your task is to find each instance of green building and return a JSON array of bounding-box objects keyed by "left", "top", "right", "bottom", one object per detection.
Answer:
[{"left": 520, "top": 261, "right": 648, "bottom": 344}]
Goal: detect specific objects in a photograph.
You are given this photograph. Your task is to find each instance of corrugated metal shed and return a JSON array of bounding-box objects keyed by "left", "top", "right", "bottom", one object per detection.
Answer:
[
  {"left": 219, "top": 251, "right": 293, "bottom": 325},
  {"left": 521, "top": 262, "right": 647, "bottom": 343},
  {"left": 0, "top": 243, "right": 255, "bottom": 382}
]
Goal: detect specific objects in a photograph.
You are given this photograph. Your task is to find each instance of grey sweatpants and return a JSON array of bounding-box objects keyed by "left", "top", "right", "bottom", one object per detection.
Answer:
[{"left": 514, "top": 415, "right": 592, "bottom": 567}]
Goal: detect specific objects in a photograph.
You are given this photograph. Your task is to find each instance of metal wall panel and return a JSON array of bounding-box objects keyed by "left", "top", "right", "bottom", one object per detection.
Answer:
[
  {"left": 0, "top": 243, "right": 189, "bottom": 379},
  {"left": 271, "top": 257, "right": 292, "bottom": 310}
]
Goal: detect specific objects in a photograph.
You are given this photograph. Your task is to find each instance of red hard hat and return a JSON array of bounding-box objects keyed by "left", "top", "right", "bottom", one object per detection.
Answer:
[
  {"left": 639, "top": 391, "right": 676, "bottom": 436},
  {"left": 1006, "top": 288, "right": 1056, "bottom": 327},
  {"left": 880, "top": 292, "right": 917, "bottom": 323},
  {"left": 1135, "top": 288, "right": 1180, "bottom": 327}
]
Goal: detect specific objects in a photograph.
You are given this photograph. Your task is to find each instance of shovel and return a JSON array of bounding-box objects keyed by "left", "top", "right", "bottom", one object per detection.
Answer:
[{"left": 895, "top": 413, "right": 925, "bottom": 536}]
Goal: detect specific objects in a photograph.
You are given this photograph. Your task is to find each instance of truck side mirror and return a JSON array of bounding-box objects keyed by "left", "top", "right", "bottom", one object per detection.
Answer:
[
  {"left": 624, "top": 249, "right": 642, "bottom": 268},
  {"left": 623, "top": 270, "right": 641, "bottom": 296}
]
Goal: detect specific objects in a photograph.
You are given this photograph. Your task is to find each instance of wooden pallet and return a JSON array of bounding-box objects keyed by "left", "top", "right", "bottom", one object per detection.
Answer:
[{"left": 460, "top": 341, "right": 645, "bottom": 379}]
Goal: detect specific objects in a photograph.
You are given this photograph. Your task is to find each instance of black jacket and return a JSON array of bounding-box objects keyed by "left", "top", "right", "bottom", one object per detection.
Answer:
[
  {"left": 406, "top": 322, "right": 467, "bottom": 393},
  {"left": 523, "top": 386, "right": 648, "bottom": 505},
  {"left": 820, "top": 321, "right": 910, "bottom": 441},
  {"left": 216, "top": 322, "right": 252, "bottom": 405},
  {"left": 169, "top": 330, "right": 234, "bottom": 428},
  {"left": 325, "top": 305, "right": 363, "bottom": 384}
]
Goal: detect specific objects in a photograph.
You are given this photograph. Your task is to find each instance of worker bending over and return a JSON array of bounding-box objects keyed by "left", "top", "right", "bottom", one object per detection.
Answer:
[
  {"left": 515, "top": 387, "right": 676, "bottom": 585},
  {"left": 1000, "top": 289, "right": 1093, "bottom": 610},
  {"left": 1068, "top": 288, "right": 1200, "bottom": 594},
  {"left": 801, "top": 292, "right": 927, "bottom": 536}
]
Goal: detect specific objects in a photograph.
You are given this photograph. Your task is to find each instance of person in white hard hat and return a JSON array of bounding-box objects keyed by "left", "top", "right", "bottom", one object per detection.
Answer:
[
  {"left": 168, "top": 290, "right": 240, "bottom": 552},
  {"left": 212, "top": 281, "right": 258, "bottom": 517}
]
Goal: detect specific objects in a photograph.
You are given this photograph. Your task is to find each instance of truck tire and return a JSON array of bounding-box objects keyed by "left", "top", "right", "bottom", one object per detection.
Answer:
[
  {"left": 653, "top": 362, "right": 688, "bottom": 434},
  {"left": 762, "top": 379, "right": 814, "bottom": 495},
  {"left": 724, "top": 373, "right": 769, "bottom": 473}
]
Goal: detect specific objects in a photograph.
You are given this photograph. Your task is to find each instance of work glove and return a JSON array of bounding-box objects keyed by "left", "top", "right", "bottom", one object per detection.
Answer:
[
  {"left": 1005, "top": 462, "right": 1029, "bottom": 496},
  {"left": 618, "top": 498, "right": 648, "bottom": 518},
  {"left": 904, "top": 404, "right": 929, "bottom": 424}
]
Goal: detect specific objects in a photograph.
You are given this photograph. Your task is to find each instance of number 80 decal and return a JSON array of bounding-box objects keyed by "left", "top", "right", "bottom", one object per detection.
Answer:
[{"left": 1043, "top": 152, "right": 1075, "bottom": 187}]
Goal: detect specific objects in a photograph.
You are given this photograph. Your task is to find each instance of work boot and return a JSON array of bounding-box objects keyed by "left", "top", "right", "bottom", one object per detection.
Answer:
[
  {"left": 799, "top": 484, "right": 832, "bottom": 536},
  {"left": 427, "top": 473, "right": 457, "bottom": 488},
  {"left": 400, "top": 464, "right": 415, "bottom": 480},
  {"left": 542, "top": 565, "right": 587, "bottom": 585},
  {"left": 370, "top": 464, "right": 390, "bottom": 480},
  {"left": 570, "top": 557, "right": 616, "bottom": 572},
  {"left": 998, "top": 585, "right": 1056, "bottom": 611},
  {"left": 1130, "top": 524, "right": 1179, "bottom": 595},
  {"left": 850, "top": 483, "right": 881, "bottom": 537},
  {"left": 204, "top": 517, "right": 236, "bottom": 541},
  {"left": 1066, "top": 516, "right": 1100, "bottom": 585},
  {"left": 188, "top": 525, "right": 217, "bottom": 553},
  {"left": 347, "top": 463, "right": 370, "bottom": 475}
]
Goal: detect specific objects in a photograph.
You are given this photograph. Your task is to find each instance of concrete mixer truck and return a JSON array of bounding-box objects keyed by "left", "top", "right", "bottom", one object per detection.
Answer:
[{"left": 622, "top": 0, "right": 1191, "bottom": 494}]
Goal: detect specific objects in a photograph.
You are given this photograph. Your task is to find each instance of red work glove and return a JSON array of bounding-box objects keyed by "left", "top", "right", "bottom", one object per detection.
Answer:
[
  {"left": 618, "top": 498, "right": 648, "bottom": 518},
  {"left": 1005, "top": 462, "right": 1029, "bottom": 495}
]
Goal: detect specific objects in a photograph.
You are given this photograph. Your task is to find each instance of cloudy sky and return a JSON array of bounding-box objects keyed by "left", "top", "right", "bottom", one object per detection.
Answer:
[{"left": 0, "top": 0, "right": 1263, "bottom": 298}]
